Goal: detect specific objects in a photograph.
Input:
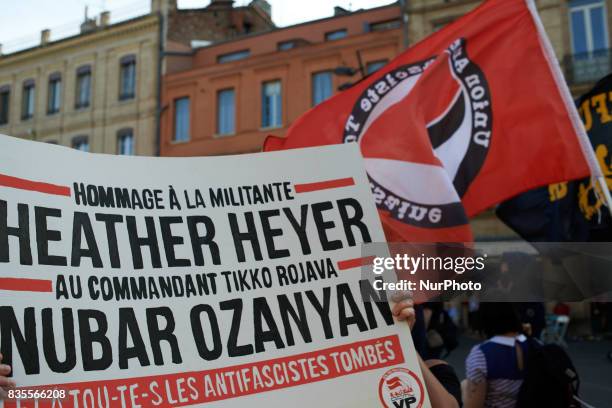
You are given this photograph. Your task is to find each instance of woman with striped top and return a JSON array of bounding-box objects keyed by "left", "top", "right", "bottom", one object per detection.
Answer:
[{"left": 464, "top": 303, "right": 527, "bottom": 408}]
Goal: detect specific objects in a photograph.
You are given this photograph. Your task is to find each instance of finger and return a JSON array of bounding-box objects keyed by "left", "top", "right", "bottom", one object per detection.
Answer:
[
  {"left": 0, "top": 364, "right": 10, "bottom": 375},
  {"left": 0, "top": 387, "right": 7, "bottom": 400},
  {"left": 0, "top": 377, "right": 16, "bottom": 388},
  {"left": 392, "top": 299, "right": 414, "bottom": 316},
  {"left": 396, "top": 307, "right": 415, "bottom": 322},
  {"left": 392, "top": 301, "right": 413, "bottom": 318}
]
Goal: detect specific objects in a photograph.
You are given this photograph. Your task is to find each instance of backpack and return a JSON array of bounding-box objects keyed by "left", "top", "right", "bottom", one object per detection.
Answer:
[{"left": 516, "top": 339, "right": 581, "bottom": 408}]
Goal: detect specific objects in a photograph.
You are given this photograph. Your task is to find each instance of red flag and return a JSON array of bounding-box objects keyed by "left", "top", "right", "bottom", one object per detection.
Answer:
[{"left": 265, "top": 0, "right": 598, "bottom": 242}]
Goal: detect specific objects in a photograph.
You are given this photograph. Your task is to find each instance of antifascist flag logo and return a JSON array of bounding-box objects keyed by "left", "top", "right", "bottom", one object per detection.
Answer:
[{"left": 342, "top": 39, "right": 492, "bottom": 229}]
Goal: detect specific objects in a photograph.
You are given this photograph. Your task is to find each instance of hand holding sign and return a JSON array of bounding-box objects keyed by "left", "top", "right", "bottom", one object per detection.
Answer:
[
  {"left": 391, "top": 292, "right": 417, "bottom": 329},
  {"left": 0, "top": 354, "right": 15, "bottom": 400}
]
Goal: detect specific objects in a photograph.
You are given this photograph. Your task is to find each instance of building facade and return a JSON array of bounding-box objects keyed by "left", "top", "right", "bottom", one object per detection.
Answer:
[
  {"left": 0, "top": 14, "right": 160, "bottom": 155},
  {"left": 160, "top": 4, "right": 403, "bottom": 157},
  {"left": 0, "top": 0, "right": 274, "bottom": 156},
  {"left": 406, "top": 0, "right": 611, "bottom": 96},
  {"left": 159, "top": 0, "right": 610, "bottom": 240},
  {"left": 161, "top": 0, "right": 611, "bottom": 158}
]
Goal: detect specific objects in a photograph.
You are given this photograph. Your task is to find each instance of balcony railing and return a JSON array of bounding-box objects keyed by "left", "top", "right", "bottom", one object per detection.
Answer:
[{"left": 563, "top": 49, "right": 612, "bottom": 85}]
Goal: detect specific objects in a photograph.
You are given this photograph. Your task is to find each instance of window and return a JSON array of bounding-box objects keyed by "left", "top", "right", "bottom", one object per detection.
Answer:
[
  {"left": 312, "top": 72, "right": 333, "bottom": 106},
  {"left": 262, "top": 80, "right": 282, "bottom": 128},
  {"left": 325, "top": 29, "right": 347, "bottom": 41},
  {"left": 367, "top": 60, "right": 388, "bottom": 75},
  {"left": 217, "top": 50, "right": 250, "bottom": 64},
  {"left": 75, "top": 65, "right": 92, "bottom": 109},
  {"left": 117, "top": 128, "right": 135, "bottom": 155},
  {"left": 72, "top": 136, "right": 89, "bottom": 152},
  {"left": 21, "top": 80, "right": 35, "bottom": 120},
  {"left": 569, "top": 0, "right": 610, "bottom": 82},
  {"left": 368, "top": 19, "right": 401, "bottom": 32},
  {"left": 570, "top": 0, "right": 608, "bottom": 56},
  {"left": 47, "top": 73, "right": 61, "bottom": 114},
  {"left": 217, "top": 89, "right": 236, "bottom": 135},
  {"left": 0, "top": 86, "right": 10, "bottom": 125},
  {"left": 119, "top": 55, "right": 136, "bottom": 100},
  {"left": 173, "top": 97, "right": 190, "bottom": 142},
  {"left": 278, "top": 40, "right": 297, "bottom": 51}
]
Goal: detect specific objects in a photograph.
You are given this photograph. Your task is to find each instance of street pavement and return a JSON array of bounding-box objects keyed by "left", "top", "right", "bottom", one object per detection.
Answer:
[{"left": 446, "top": 335, "right": 612, "bottom": 407}]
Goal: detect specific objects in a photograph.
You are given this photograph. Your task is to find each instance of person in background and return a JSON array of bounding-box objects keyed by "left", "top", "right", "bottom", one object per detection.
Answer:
[
  {"left": 463, "top": 303, "right": 527, "bottom": 408},
  {"left": 590, "top": 302, "right": 605, "bottom": 339},
  {"left": 412, "top": 304, "right": 429, "bottom": 357},
  {"left": 553, "top": 302, "right": 570, "bottom": 317},
  {"left": 393, "top": 297, "right": 462, "bottom": 408},
  {"left": 423, "top": 302, "right": 446, "bottom": 359},
  {"left": 423, "top": 302, "right": 460, "bottom": 359},
  {"left": 517, "top": 302, "right": 546, "bottom": 339},
  {"left": 468, "top": 294, "right": 481, "bottom": 334},
  {"left": 496, "top": 261, "right": 514, "bottom": 294}
]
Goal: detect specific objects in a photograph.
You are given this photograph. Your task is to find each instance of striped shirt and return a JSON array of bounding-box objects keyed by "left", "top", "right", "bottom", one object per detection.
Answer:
[{"left": 465, "top": 335, "right": 527, "bottom": 408}]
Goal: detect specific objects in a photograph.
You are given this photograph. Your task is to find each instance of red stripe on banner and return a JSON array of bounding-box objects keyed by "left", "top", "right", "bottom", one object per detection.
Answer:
[
  {"left": 337, "top": 256, "right": 375, "bottom": 270},
  {"left": 294, "top": 177, "right": 355, "bottom": 193},
  {"left": 0, "top": 278, "right": 53, "bottom": 292},
  {"left": 3, "top": 335, "right": 405, "bottom": 408},
  {"left": 0, "top": 173, "right": 70, "bottom": 197}
]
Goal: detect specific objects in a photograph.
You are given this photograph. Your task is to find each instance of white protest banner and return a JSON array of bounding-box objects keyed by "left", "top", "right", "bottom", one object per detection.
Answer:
[{"left": 0, "top": 135, "right": 429, "bottom": 408}]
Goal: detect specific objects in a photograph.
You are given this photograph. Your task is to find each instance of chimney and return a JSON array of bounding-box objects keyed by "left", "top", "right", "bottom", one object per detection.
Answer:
[
  {"left": 100, "top": 11, "right": 110, "bottom": 27},
  {"left": 151, "top": 0, "right": 177, "bottom": 14},
  {"left": 80, "top": 6, "right": 98, "bottom": 34},
  {"left": 250, "top": 0, "right": 271, "bottom": 20},
  {"left": 334, "top": 6, "right": 350, "bottom": 16},
  {"left": 40, "top": 29, "right": 51, "bottom": 46},
  {"left": 80, "top": 19, "right": 97, "bottom": 33}
]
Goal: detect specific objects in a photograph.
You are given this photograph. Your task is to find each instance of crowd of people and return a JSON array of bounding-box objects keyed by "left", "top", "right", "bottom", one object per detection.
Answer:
[{"left": 408, "top": 299, "right": 583, "bottom": 408}]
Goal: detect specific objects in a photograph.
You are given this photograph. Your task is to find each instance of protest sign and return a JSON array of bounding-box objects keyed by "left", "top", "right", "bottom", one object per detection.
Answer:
[{"left": 0, "top": 135, "right": 428, "bottom": 408}]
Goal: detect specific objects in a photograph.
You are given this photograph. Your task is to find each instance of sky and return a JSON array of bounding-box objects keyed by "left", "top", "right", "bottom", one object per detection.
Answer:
[{"left": 0, "top": 0, "right": 395, "bottom": 53}]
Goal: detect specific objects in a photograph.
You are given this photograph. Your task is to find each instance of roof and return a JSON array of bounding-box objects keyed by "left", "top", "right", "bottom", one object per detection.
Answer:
[
  {"left": 191, "top": 2, "right": 399, "bottom": 52},
  {"left": 0, "top": 14, "right": 158, "bottom": 61}
]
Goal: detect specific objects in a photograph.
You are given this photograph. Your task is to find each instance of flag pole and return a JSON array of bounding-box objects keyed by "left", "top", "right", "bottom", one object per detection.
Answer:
[
  {"left": 597, "top": 176, "right": 612, "bottom": 217},
  {"left": 399, "top": 0, "right": 410, "bottom": 50},
  {"left": 526, "top": 0, "right": 612, "bottom": 217}
]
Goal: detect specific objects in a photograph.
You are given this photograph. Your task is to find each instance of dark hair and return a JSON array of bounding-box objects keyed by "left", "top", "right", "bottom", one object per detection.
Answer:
[{"left": 479, "top": 303, "right": 523, "bottom": 338}]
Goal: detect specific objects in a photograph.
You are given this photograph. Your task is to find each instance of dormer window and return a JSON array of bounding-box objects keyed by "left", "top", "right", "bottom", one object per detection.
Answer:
[
  {"left": 217, "top": 49, "right": 250, "bottom": 63},
  {"left": 325, "top": 29, "right": 347, "bottom": 41}
]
